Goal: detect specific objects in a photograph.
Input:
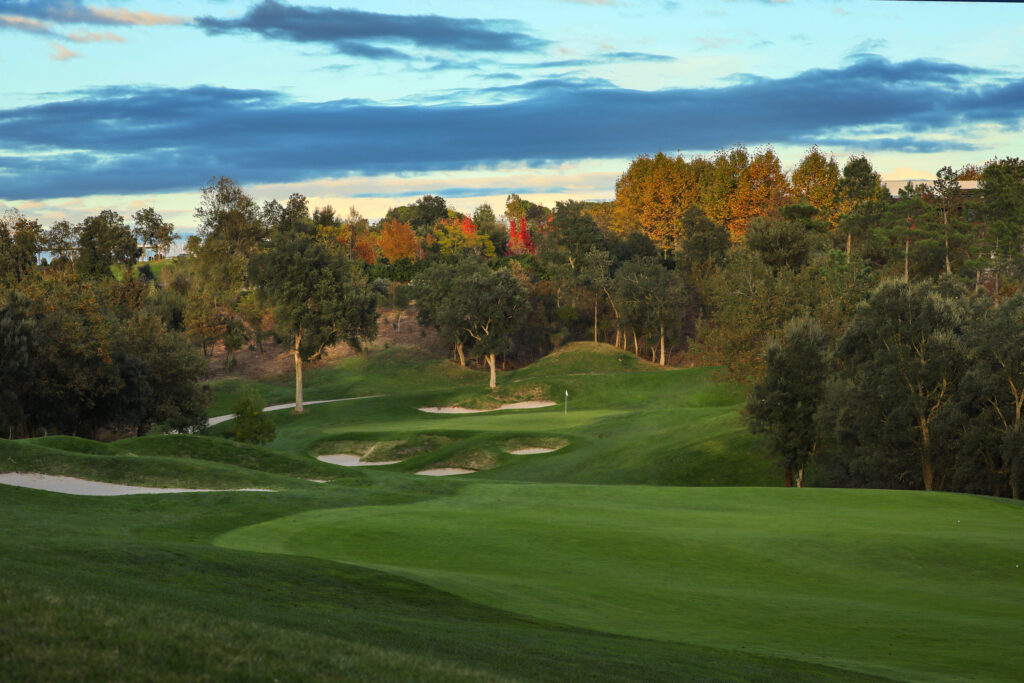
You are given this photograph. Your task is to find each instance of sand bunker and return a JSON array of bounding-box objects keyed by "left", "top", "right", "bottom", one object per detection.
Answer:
[
  {"left": 317, "top": 454, "right": 401, "bottom": 467},
  {"left": 207, "top": 395, "right": 382, "bottom": 427},
  {"left": 419, "top": 401, "right": 556, "bottom": 414},
  {"left": 508, "top": 447, "right": 558, "bottom": 455},
  {"left": 0, "top": 473, "right": 274, "bottom": 496},
  {"left": 415, "top": 468, "right": 475, "bottom": 476}
]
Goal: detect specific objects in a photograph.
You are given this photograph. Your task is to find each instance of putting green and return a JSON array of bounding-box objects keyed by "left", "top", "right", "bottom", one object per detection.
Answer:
[{"left": 217, "top": 483, "right": 1024, "bottom": 682}]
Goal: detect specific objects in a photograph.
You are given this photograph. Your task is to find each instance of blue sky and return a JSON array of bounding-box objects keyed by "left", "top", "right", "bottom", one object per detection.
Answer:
[{"left": 1, "top": 0, "right": 1022, "bottom": 229}]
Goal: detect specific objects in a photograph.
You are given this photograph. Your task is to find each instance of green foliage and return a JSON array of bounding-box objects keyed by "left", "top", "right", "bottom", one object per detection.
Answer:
[
  {"left": 250, "top": 228, "right": 377, "bottom": 361},
  {"left": 824, "top": 281, "right": 968, "bottom": 491},
  {"left": 743, "top": 215, "right": 816, "bottom": 272},
  {"left": 747, "top": 315, "right": 828, "bottom": 486},
  {"left": 0, "top": 210, "right": 44, "bottom": 287},
  {"left": 76, "top": 210, "right": 138, "bottom": 279},
  {"left": 230, "top": 391, "right": 276, "bottom": 445},
  {"left": 674, "top": 205, "right": 729, "bottom": 282}
]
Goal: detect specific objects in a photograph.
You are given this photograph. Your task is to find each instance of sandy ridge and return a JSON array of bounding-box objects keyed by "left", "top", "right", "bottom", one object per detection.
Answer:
[{"left": 418, "top": 401, "right": 556, "bottom": 414}]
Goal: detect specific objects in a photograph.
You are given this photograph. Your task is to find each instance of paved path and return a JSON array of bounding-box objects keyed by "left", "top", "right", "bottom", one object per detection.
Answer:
[{"left": 207, "top": 395, "right": 383, "bottom": 427}]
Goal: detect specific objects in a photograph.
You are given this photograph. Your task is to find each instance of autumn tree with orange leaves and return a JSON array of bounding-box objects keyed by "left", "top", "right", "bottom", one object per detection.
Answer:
[{"left": 378, "top": 219, "right": 420, "bottom": 262}]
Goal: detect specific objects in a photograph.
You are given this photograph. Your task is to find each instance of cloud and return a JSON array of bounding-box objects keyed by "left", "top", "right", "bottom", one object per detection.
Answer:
[
  {"left": 48, "top": 41, "right": 79, "bottom": 60},
  {"left": 195, "top": 1, "right": 547, "bottom": 59},
  {"left": 0, "top": 1, "right": 185, "bottom": 26},
  {"left": 0, "top": 13, "right": 56, "bottom": 35},
  {"left": 66, "top": 30, "right": 123, "bottom": 43},
  {"left": 531, "top": 51, "right": 674, "bottom": 69},
  {"left": 0, "top": 56, "right": 1020, "bottom": 200}
]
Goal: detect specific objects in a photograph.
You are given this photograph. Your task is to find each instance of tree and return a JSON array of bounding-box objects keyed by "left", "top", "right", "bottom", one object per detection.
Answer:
[
  {"left": 743, "top": 216, "right": 815, "bottom": 274},
  {"left": 249, "top": 227, "right": 377, "bottom": 412},
  {"left": 0, "top": 210, "right": 44, "bottom": 286},
  {"left": 674, "top": 206, "right": 730, "bottom": 285},
  {"left": 614, "top": 256, "right": 684, "bottom": 365},
  {"left": 979, "top": 158, "right": 1024, "bottom": 297},
  {"left": 193, "top": 176, "right": 267, "bottom": 292},
  {"left": 414, "top": 259, "right": 529, "bottom": 386},
  {"left": 838, "top": 156, "right": 887, "bottom": 257},
  {"left": 933, "top": 166, "right": 963, "bottom": 275},
  {"left": 613, "top": 152, "right": 697, "bottom": 248},
  {"left": 45, "top": 219, "right": 77, "bottom": 273},
  {"left": 230, "top": 391, "right": 276, "bottom": 444},
  {"left": 957, "top": 295, "right": 1024, "bottom": 498},
  {"left": 414, "top": 260, "right": 477, "bottom": 366},
  {"left": 378, "top": 219, "right": 420, "bottom": 263},
  {"left": 747, "top": 316, "right": 828, "bottom": 487},
  {"left": 729, "top": 146, "right": 790, "bottom": 240},
  {"left": 460, "top": 266, "right": 530, "bottom": 388},
  {"left": 132, "top": 207, "right": 177, "bottom": 259},
  {"left": 0, "top": 292, "right": 35, "bottom": 438},
  {"left": 429, "top": 217, "right": 495, "bottom": 260},
  {"left": 76, "top": 210, "right": 138, "bottom": 279},
  {"left": 791, "top": 147, "right": 841, "bottom": 226},
  {"left": 114, "top": 312, "right": 209, "bottom": 435},
  {"left": 827, "top": 281, "right": 967, "bottom": 491},
  {"left": 696, "top": 248, "right": 808, "bottom": 378}
]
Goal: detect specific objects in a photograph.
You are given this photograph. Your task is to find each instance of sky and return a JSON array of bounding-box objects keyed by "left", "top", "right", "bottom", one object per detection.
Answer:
[{"left": 1, "top": 0, "right": 1022, "bottom": 232}]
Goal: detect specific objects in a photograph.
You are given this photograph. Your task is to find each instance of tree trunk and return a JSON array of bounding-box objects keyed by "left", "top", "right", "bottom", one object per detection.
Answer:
[
  {"left": 614, "top": 328, "right": 621, "bottom": 349},
  {"left": 945, "top": 236, "right": 951, "bottom": 275},
  {"left": 784, "top": 465, "right": 793, "bottom": 488},
  {"left": 593, "top": 301, "right": 598, "bottom": 343},
  {"left": 455, "top": 341, "right": 466, "bottom": 367},
  {"left": 846, "top": 232, "right": 851, "bottom": 263},
  {"left": 487, "top": 353, "right": 497, "bottom": 389},
  {"left": 795, "top": 466, "right": 804, "bottom": 488},
  {"left": 659, "top": 325, "right": 666, "bottom": 366},
  {"left": 294, "top": 335, "right": 304, "bottom": 413},
  {"left": 650, "top": 346, "right": 656, "bottom": 363},
  {"left": 632, "top": 330, "right": 639, "bottom": 355},
  {"left": 918, "top": 417, "right": 935, "bottom": 491},
  {"left": 904, "top": 239, "right": 910, "bottom": 282}
]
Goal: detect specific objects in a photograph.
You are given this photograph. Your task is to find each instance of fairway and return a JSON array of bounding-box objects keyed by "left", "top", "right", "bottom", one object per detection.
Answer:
[
  {"left": 5, "top": 344, "right": 1023, "bottom": 680},
  {"left": 218, "top": 483, "right": 1024, "bottom": 682}
]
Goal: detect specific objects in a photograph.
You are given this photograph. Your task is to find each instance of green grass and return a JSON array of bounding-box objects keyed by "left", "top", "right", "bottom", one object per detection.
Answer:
[
  {"left": 0, "top": 481, "right": 872, "bottom": 682},
  {"left": 0, "top": 436, "right": 350, "bottom": 489},
  {"left": 206, "top": 342, "right": 778, "bottom": 486},
  {"left": 111, "top": 258, "right": 178, "bottom": 282},
  {"left": 219, "top": 483, "right": 1024, "bottom": 682},
  {"left": 4, "top": 342, "right": 1019, "bottom": 680}
]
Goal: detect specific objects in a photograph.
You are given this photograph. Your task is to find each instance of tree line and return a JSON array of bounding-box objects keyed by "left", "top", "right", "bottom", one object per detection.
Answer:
[{"left": 2, "top": 148, "right": 1023, "bottom": 499}]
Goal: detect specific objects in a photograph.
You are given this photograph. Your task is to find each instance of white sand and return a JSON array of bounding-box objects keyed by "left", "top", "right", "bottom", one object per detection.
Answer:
[
  {"left": 418, "top": 401, "right": 556, "bottom": 414},
  {"left": 207, "top": 395, "right": 383, "bottom": 427},
  {"left": 415, "top": 468, "right": 475, "bottom": 476},
  {"left": 508, "top": 447, "right": 557, "bottom": 455},
  {"left": 0, "top": 472, "right": 274, "bottom": 496},
  {"left": 316, "top": 454, "right": 401, "bottom": 467}
]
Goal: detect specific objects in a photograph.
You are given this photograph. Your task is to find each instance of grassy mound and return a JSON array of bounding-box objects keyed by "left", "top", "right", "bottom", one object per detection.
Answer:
[
  {"left": 514, "top": 342, "right": 660, "bottom": 378},
  {"left": 0, "top": 436, "right": 351, "bottom": 490},
  {"left": 219, "top": 483, "right": 1024, "bottom": 682}
]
